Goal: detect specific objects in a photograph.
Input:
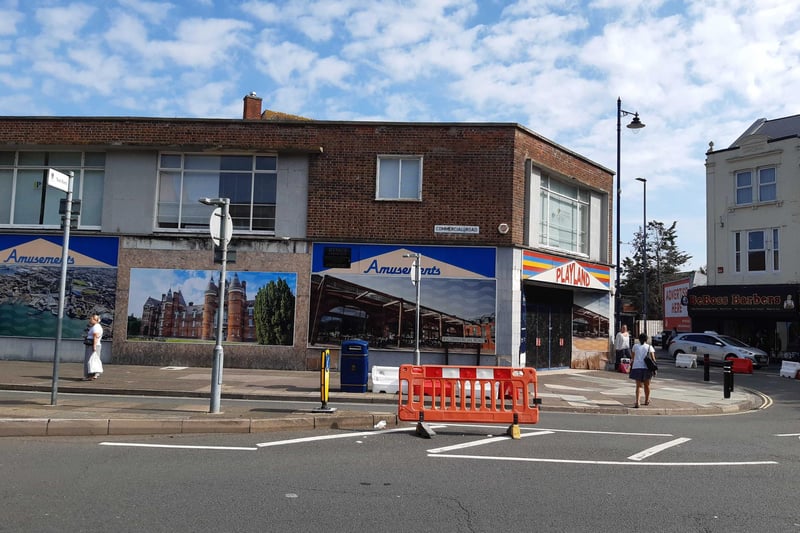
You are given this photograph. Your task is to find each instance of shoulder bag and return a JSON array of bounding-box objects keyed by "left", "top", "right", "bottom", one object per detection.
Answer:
[{"left": 643, "top": 346, "right": 658, "bottom": 372}]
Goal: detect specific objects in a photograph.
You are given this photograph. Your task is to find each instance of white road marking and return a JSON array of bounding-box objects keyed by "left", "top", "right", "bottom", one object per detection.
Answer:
[
  {"left": 429, "top": 454, "right": 778, "bottom": 466},
  {"left": 99, "top": 442, "right": 257, "bottom": 451},
  {"left": 427, "top": 431, "right": 554, "bottom": 454},
  {"left": 775, "top": 433, "right": 800, "bottom": 437},
  {"left": 429, "top": 423, "right": 672, "bottom": 437},
  {"left": 256, "top": 426, "right": 415, "bottom": 447},
  {"left": 628, "top": 437, "right": 692, "bottom": 461}
]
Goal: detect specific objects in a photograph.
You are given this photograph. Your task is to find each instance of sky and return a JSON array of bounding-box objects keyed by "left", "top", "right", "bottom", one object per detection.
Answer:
[{"left": 2, "top": 1, "right": 799, "bottom": 273}]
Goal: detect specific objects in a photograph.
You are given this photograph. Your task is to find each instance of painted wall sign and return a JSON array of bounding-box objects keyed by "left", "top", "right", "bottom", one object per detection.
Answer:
[
  {"left": 0, "top": 235, "right": 119, "bottom": 268},
  {"left": 522, "top": 250, "right": 610, "bottom": 290}
]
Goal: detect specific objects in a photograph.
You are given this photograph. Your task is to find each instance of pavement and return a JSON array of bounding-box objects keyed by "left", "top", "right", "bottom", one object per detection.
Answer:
[{"left": 0, "top": 356, "right": 764, "bottom": 438}]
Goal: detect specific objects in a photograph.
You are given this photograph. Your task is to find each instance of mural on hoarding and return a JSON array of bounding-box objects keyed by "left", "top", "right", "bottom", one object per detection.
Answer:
[
  {"left": 310, "top": 244, "right": 497, "bottom": 354},
  {"left": 127, "top": 268, "right": 297, "bottom": 345},
  {"left": 0, "top": 235, "right": 118, "bottom": 339}
]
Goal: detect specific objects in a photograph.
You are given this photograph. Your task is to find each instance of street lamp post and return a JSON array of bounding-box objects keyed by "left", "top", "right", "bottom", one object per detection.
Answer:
[
  {"left": 403, "top": 252, "right": 422, "bottom": 366},
  {"left": 200, "top": 197, "right": 231, "bottom": 414},
  {"left": 636, "top": 177, "right": 648, "bottom": 327},
  {"left": 615, "top": 97, "right": 645, "bottom": 330}
]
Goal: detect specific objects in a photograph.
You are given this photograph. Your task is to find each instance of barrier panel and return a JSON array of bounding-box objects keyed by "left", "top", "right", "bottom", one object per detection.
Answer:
[
  {"left": 397, "top": 365, "right": 539, "bottom": 429},
  {"left": 370, "top": 366, "right": 401, "bottom": 394},
  {"left": 779, "top": 360, "right": 800, "bottom": 378},
  {"left": 730, "top": 358, "right": 753, "bottom": 374},
  {"left": 675, "top": 354, "right": 697, "bottom": 369}
]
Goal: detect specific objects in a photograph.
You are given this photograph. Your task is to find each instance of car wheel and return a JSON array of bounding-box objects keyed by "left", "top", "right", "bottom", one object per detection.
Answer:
[
  {"left": 673, "top": 349, "right": 684, "bottom": 360},
  {"left": 724, "top": 355, "right": 737, "bottom": 363}
]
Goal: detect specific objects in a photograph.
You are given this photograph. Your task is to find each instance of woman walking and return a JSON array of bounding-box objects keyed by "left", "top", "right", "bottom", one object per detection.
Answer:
[
  {"left": 630, "top": 332, "right": 656, "bottom": 408},
  {"left": 83, "top": 313, "right": 104, "bottom": 381}
]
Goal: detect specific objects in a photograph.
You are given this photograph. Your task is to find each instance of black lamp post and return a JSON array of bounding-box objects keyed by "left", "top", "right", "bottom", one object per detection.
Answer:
[{"left": 615, "top": 97, "right": 645, "bottom": 330}]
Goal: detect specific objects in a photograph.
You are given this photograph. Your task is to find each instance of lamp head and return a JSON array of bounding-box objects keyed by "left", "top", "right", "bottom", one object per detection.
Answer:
[
  {"left": 198, "top": 197, "right": 229, "bottom": 206},
  {"left": 636, "top": 177, "right": 647, "bottom": 183},
  {"left": 627, "top": 113, "right": 645, "bottom": 130}
]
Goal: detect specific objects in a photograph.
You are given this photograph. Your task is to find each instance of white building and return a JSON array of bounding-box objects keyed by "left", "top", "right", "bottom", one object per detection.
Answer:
[{"left": 698, "top": 115, "right": 800, "bottom": 356}]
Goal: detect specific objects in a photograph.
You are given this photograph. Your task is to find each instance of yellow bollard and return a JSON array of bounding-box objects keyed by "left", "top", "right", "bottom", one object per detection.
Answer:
[{"left": 313, "top": 349, "right": 336, "bottom": 413}]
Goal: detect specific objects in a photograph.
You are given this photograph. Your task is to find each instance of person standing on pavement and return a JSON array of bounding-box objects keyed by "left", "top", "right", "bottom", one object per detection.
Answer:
[
  {"left": 83, "top": 313, "right": 103, "bottom": 381},
  {"left": 664, "top": 328, "right": 678, "bottom": 348},
  {"left": 630, "top": 332, "right": 656, "bottom": 407},
  {"left": 614, "top": 324, "right": 631, "bottom": 368}
]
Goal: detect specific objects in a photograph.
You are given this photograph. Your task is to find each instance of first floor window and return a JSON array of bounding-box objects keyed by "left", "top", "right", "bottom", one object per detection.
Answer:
[
  {"left": 735, "top": 171, "right": 752, "bottom": 205},
  {"left": 157, "top": 153, "right": 277, "bottom": 231},
  {"left": 539, "top": 175, "right": 589, "bottom": 255},
  {"left": 758, "top": 167, "right": 777, "bottom": 202},
  {"left": 734, "top": 166, "right": 777, "bottom": 205},
  {"left": 376, "top": 156, "right": 422, "bottom": 200},
  {"left": 735, "top": 228, "right": 779, "bottom": 272},
  {"left": 0, "top": 151, "right": 105, "bottom": 228}
]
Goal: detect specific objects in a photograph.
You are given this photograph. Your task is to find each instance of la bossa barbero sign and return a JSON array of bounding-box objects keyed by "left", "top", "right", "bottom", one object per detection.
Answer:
[{"left": 687, "top": 285, "right": 798, "bottom": 317}]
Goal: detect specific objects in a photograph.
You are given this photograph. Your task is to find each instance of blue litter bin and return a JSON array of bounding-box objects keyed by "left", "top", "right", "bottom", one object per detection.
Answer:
[{"left": 340, "top": 339, "right": 369, "bottom": 392}]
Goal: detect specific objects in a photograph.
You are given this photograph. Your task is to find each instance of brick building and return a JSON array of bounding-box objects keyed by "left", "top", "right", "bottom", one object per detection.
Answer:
[{"left": 0, "top": 93, "right": 614, "bottom": 370}]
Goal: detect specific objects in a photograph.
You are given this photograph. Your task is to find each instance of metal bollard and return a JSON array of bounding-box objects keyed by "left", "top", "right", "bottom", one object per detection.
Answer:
[
  {"left": 312, "top": 349, "right": 337, "bottom": 413},
  {"left": 723, "top": 360, "right": 732, "bottom": 398},
  {"left": 703, "top": 354, "right": 710, "bottom": 381}
]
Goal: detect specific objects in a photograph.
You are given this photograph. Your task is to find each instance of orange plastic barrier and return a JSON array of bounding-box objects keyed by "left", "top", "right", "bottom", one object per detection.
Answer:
[
  {"left": 398, "top": 364, "right": 539, "bottom": 425},
  {"left": 730, "top": 358, "right": 753, "bottom": 374}
]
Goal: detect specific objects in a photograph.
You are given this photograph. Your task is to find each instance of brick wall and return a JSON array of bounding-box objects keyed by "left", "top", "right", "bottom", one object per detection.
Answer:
[{"left": 0, "top": 117, "right": 611, "bottom": 250}]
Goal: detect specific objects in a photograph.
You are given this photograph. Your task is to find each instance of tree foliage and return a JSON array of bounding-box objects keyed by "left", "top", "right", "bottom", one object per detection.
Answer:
[
  {"left": 253, "top": 278, "right": 296, "bottom": 345},
  {"left": 620, "top": 220, "right": 692, "bottom": 320}
]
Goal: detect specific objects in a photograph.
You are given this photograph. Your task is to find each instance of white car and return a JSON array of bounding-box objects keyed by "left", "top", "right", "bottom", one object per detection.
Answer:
[{"left": 668, "top": 332, "right": 767, "bottom": 368}]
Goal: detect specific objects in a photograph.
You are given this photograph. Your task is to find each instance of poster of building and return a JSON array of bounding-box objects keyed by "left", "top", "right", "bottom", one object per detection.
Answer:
[
  {"left": 0, "top": 235, "right": 118, "bottom": 339},
  {"left": 127, "top": 268, "right": 297, "bottom": 345},
  {"left": 310, "top": 243, "right": 497, "bottom": 354}
]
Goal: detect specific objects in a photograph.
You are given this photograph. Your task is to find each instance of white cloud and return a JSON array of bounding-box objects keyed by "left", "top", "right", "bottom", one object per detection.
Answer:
[
  {"left": 0, "top": 7, "right": 23, "bottom": 36},
  {"left": 34, "top": 3, "right": 96, "bottom": 43},
  {"left": 117, "top": 0, "right": 175, "bottom": 24},
  {"left": 155, "top": 18, "right": 253, "bottom": 69}
]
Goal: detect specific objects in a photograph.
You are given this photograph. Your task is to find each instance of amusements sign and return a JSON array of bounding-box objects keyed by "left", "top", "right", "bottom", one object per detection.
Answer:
[{"left": 0, "top": 235, "right": 118, "bottom": 339}]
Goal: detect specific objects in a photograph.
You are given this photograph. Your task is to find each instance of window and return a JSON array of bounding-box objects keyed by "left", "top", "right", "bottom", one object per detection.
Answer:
[
  {"left": 157, "top": 154, "right": 277, "bottom": 231},
  {"left": 772, "top": 228, "right": 780, "bottom": 270},
  {"left": 758, "top": 167, "right": 776, "bottom": 202},
  {"left": 735, "top": 167, "right": 776, "bottom": 205},
  {"left": 539, "top": 175, "right": 589, "bottom": 254},
  {"left": 748, "top": 231, "right": 766, "bottom": 271},
  {"left": 735, "top": 171, "right": 752, "bottom": 205},
  {"left": 734, "top": 232, "right": 741, "bottom": 272},
  {"left": 735, "top": 228, "right": 779, "bottom": 272},
  {"left": 376, "top": 156, "right": 421, "bottom": 200},
  {"left": 0, "top": 151, "right": 105, "bottom": 228}
]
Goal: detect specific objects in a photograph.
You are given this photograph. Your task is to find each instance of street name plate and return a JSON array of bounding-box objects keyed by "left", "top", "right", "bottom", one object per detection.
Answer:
[{"left": 47, "top": 168, "right": 70, "bottom": 192}]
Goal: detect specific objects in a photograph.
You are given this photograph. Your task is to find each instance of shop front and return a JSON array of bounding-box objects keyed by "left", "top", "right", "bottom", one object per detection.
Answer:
[
  {"left": 521, "top": 250, "right": 612, "bottom": 369},
  {"left": 687, "top": 284, "right": 800, "bottom": 358}
]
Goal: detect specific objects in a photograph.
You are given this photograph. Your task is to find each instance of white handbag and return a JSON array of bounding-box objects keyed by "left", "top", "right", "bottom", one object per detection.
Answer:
[{"left": 88, "top": 352, "right": 103, "bottom": 374}]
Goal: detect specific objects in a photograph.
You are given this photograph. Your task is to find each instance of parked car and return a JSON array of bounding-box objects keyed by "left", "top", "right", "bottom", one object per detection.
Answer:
[
  {"left": 652, "top": 330, "right": 672, "bottom": 347},
  {"left": 668, "top": 331, "right": 767, "bottom": 368}
]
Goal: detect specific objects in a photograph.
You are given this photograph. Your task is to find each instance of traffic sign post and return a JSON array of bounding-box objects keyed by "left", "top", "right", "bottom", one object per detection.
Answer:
[
  {"left": 403, "top": 252, "right": 422, "bottom": 365},
  {"left": 49, "top": 169, "right": 74, "bottom": 406},
  {"left": 200, "top": 198, "right": 231, "bottom": 414}
]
